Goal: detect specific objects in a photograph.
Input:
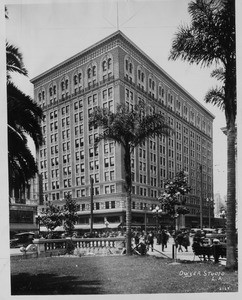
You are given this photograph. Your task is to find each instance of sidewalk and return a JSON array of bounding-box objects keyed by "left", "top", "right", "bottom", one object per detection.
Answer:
[{"left": 147, "top": 238, "right": 226, "bottom": 265}]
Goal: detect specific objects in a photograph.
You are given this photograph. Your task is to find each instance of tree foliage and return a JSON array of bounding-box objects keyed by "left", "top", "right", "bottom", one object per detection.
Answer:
[
  {"left": 159, "top": 171, "right": 191, "bottom": 217},
  {"left": 40, "top": 202, "right": 62, "bottom": 233},
  {"left": 169, "top": 0, "right": 236, "bottom": 270},
  {"left": 62, "top": 193, "right": 78, "bottom": 237},
  {"left": 169, "top": 0, "right": 236, "bottom": 127},
  {"left": 6, "top": 11, "right": 43, "bottom": 193}
]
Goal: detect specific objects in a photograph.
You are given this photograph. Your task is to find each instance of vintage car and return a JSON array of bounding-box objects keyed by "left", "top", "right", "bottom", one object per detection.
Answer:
[{"left": 10, "top": 232, "right": 35, "bottom": 248}]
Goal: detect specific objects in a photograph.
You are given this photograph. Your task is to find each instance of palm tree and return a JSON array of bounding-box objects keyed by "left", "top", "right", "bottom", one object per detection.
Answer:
[
  {"left": 6, "top": 36, "right": 43, "bottom": 195},
  {"left": 7, "top": 81, "right": 43, "bottom": 193},
  {"left": 169, "top": 0, "right": 236, "bottom": 270},
  {"left": 89, "top": 103, "right": 171, "bottom": 255},
  {"left": 6, "top": 42, "right": 28, "bottom": 82}
]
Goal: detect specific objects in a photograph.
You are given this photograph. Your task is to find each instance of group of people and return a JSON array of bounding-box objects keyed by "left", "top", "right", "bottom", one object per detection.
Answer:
[
  {"left": 174, "top": 231, "right": 190, "bottom": 252},
  {"left": 133, "top": 230, "right": 155, "bottom": 254},
  {"left": 132, "top": 229, "right": 171, "bottom": 254},
  {"left": 192, "top": 230, "right": 224, "bottom": 262},
  {"left": 156, "top": 229, "right": 170, "bottom": 251}
]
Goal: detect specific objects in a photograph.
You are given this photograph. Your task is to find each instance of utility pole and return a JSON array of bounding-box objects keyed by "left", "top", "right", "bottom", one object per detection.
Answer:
[
  {"left": 200, "top": 164, "right": 203, "bottom": 229},
  {"left": 90, "top": 176, "right": 94, "bottom": 235}
]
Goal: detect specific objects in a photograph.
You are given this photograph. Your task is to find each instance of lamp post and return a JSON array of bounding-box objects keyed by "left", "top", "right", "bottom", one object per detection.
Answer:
[
  {"left": 104, "top": 220, "right": 109, "bottom": 237},
  {"left": 220, "top": 209, "right": 226, "bottom": 230},
  {"left": 199, "top": 164, "right": 203, "bottom": 230},
  {"left": 143, "top": 204, "right": 150, "bottom": 234},
  {"left": 90, "top": 176, "right": 94, "bottom": 236},
  {"left": 36, "top": 214, "right": 42, "bottom": 237},
  {"left": 174, "top": 213, "right": 179, "bottom": 231},
  {"left": 152, "top": 205, "right": 163, "bottom": 234},
  {"left": 206, "top": 198, "right": 213, "bottom": 228}
]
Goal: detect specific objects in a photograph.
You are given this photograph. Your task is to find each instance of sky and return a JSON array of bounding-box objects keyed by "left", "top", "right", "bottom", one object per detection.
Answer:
[{"left": 4, "top": 0, "right": 231, "bottom": 199}]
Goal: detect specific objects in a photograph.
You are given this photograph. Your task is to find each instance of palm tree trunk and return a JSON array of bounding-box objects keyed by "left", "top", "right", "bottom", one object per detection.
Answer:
[
  {"left": 126, "top": 191, "right": 132, "bottom": 255},
  {"left": 225, "top": 122, "right": 237, "bottom": 270},
  {"left": 124, "top": 144, "right": 132, "bottom": 255}
]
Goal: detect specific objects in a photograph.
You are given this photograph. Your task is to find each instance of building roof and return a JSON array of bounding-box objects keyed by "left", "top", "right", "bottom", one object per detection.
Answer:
[{"left": 31, "top": 30, "right": 215, "bottom": 119}]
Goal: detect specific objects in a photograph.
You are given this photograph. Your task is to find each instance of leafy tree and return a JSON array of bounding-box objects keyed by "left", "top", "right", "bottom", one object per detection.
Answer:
[
  {"left": 169, "top": 0, "right": 236, "bottom": 270},
  {"left": 6, "top": 12, "right": 43, "bottom": 194},
  {"left": 89, "top": 103, "right": 171, "bottom": 255},
  {"left": 159, "top": 171, "right": 191, "bottom": 228},
  {"left": 40, "top": 202, "right": 62, "bottom": 234},
  {"left": 63, "top": 193, "right": 78, "bottom": 237}
]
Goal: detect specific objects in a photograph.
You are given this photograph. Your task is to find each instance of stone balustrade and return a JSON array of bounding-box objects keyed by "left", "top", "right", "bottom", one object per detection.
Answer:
[{"left": 33, "top": 237, "right": 126, "bottom": 257}]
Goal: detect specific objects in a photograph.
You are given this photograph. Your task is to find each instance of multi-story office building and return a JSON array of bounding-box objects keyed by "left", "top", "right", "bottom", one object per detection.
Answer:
[{"left": 31, "top": 31, "right": 214, "bottom": 232}]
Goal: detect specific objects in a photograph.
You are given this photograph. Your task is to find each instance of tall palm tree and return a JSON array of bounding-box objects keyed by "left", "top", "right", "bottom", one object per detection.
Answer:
[
  {"left": 6, "top": 42, "right": 28, "bottom": 82},
  {"left": 6, "top": 36, "right": 43, "bottom": 195},
  {"left": 169, "top": 0, "right": 236, "bottom": 270},
  {"left": 7, "top": 81, "right": 43, "bottom": 193},
  {"left": 89, "top": 103, "right": 171, "bottom": 255}
]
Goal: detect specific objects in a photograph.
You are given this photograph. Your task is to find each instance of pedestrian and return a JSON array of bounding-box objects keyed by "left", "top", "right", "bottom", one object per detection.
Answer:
[
  {"left": 134, "top": 231, "right": 140, "bottom": 246},
  {"left": 182, "top": 232, "right": 190, "bottom": 252},
  {"left": 161, "top": 229, "right": 169, "bottom": 251},
  {"left": 147, "top": 231, "right": 154, "bottom": 252},
  {"left": 157, "top": 230, "right": 161, "bottom": 245},
  {"left": 175, "top": 231, "right": 184, "bottom": 252},
  {"left": 212, "top": 238, "right": 221, "bottom": 263}
]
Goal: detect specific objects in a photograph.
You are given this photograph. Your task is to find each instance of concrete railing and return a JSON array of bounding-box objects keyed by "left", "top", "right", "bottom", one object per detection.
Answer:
[{"left": 33, "top": 237, "right": 126, "bottom": 256}]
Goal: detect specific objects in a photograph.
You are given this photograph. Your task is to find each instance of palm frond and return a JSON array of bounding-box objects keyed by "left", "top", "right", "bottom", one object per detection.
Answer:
[
  {"left": 210, "top": 67, "right": 225, "bottom": 81},
  {"left": 204, "top": 86, "right": 225, "bottom": 110},
  {"left": 7, "top": 82, "right": 43, "bottom": 147},
  {"left": 6, "top": 42, "right": 28, "bottom": 79},
  {"left": 169, "top": 0, "right": 235, "bottom": 67}
]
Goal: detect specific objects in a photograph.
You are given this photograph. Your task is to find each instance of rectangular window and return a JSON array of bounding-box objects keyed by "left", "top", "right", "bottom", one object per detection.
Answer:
[
  {"left": 110, "top": 185, "right": 115, "bottom": 193},
  {"left": 110, "top": 170, "right": 114, "bottom": 180},
  {"left": 104, "top": 158, "right": 109, "bottom": 168},
  {"left": 104, "top": 171, "right": 109, "bottom": 181},
  {"left": 108, "top": 87, "right": 113, "bottom": 98},
  {"left": 102, "top": 90, "right": 107, "bottom": 101},
  {"left": 110, "top": 157, "right": 114, "bottom": 166}
]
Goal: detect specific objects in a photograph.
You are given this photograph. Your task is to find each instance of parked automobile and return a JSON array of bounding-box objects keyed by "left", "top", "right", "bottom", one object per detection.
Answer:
[
  {"left": 189, "top": 228, "right": 200, "bottom": 237},
  {"left": 10, "top": 232, "right": 35, "bottom": 248},
  {"left": 202, "top": 228, "right": 217, "bottom": 234}
]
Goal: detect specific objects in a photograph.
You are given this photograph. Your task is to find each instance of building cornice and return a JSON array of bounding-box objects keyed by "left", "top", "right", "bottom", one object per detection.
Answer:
[{"left": 31, "top": 30, "right": 214, "bottom": 119}]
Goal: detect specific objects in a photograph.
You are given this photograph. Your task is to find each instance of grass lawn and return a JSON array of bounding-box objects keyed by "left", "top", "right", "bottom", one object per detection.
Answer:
[{"left": 11, "top": 255, "right": 238, "bottom": 295}]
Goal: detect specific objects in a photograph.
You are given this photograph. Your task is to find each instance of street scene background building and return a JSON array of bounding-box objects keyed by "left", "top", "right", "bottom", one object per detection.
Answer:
[{"left": 28, "top": 31, "right": 215, "bottom": 232}]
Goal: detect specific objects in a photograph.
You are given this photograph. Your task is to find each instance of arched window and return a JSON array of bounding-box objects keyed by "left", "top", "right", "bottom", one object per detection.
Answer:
[
  {"left": 74, "top": 75, "right": 78, "bottom": 85},
  {"left": 86, "top": 63, "right": 97, "bottom": 89},
  {"left": 102, "top": 61, "right": 107, "bottom": 72},
  {"left": 107, "top": 58, "right": 112, "bottom": 69},
  {"left": 124, "top": 56, "right": 134, "bottom": 83},
  {"left": 137, "top": 66, "right": 146, "bottom": 91},
  {"left": 87, "top": 68, "right": 92, "bottom": 79},
  {"left": 60, "top": 76, "right": 69, "bottom": 98},
  {"left": 73, "top": 70, "right": 83, "bottom": 94},
  {"left": 141, "top": 72, "right": 144, "bottom": 82},
  {"left": 92, "top": 66, "right": 96, "bottom": 76},
  {"left": 37, "top": 87, "right": 46, "bottom": 106},
  {"left": 101, "top": 55, "right": 113, "bottom": 82}
]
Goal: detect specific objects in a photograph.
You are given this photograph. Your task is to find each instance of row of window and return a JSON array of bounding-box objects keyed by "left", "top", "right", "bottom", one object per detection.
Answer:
[{"left": 37, "top": 56, "right": 113, "bottom": 102}]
